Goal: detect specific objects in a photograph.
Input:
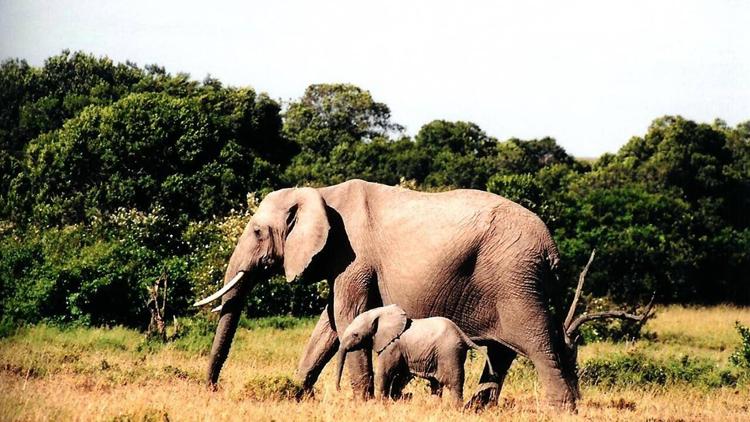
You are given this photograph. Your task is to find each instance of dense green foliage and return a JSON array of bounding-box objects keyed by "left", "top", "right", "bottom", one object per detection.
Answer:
[
  {"left": 730, "top": 322, "right": 750, "bottom": 369},
  {"left": 1, "top": 51, "right": 748, "bottom": 328},
  {"left": 580, "top": 352, "right": 741, "bottom": 389}
]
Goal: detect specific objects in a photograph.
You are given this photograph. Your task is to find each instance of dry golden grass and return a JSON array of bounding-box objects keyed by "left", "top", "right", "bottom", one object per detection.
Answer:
[
  {"left": 1, "top": 305, "right": 749, "bottom": 421},
  {"left": 580, "top": 305, "right": 750, "bottom": 362}
]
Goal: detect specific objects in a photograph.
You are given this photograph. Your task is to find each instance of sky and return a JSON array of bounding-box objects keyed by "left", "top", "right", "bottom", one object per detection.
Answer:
[{"left": 1, "top": 1, "right": 748, "bottom": 157}]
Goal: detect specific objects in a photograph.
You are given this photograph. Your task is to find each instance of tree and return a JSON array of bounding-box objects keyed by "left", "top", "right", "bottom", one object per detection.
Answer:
[
  {"left": 495, "top": 137, "right": 577, "bottom": 176},
  {"left": 16, "top": 89, "right": 285, "bottom": 225},
  {"left": 415, "top": 120, "right": 495, "bottom": 156},
  {"left": 283, "top": 83, "right": 404, "bottom": 185},
  {"left": 284, "top": 83, "right": 403, "bottom": 154},
  {"left": 553, "top": 116, "right": 750, "bottom": 304},
  {"left": 413, "top": 120, "right": 498, "bottom": 189}
]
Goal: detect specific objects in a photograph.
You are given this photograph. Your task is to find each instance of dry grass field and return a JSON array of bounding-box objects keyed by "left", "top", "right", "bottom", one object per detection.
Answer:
[{"left": 1, "top": 305, "right": 749, "bottom": 421}]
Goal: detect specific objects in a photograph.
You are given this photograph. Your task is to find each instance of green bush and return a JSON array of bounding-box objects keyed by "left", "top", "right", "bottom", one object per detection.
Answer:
[
  {"left": 0, "top": 207, "right": 329, "bottom": 328},
  {"left": 245, "top": 276, "right": 328, "bottom": 318},
  {"left": 0, "top": 217, "right": 191, "bottom": 327},
  {"left": 730, "top": 322, "right": 750, "bottom": 369},
  {"left": 486, "top": 173, "right": 542, "bottom": 212},
  {"left": 169, "top": 315, "right": 216, "bottom": 355},
  {"left": 0, "top": 315, "right": 18, "bottom": 338},
  {"left": 241, "top": 375, "right": 304, "bottom": 400},
  {"left": 239, "top": 315, "right": 314, "bottom": 331},
  {"left": 576, "top": 296, "right": 654, "bottom": 344},
  {"left": 580, "top": 352, "right": 739, "bottom": 389}
]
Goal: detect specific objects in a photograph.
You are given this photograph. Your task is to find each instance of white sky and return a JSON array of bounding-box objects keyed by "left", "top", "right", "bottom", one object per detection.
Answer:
[{"left": 1, "top": 1, "right": 748, "bottom": 156}]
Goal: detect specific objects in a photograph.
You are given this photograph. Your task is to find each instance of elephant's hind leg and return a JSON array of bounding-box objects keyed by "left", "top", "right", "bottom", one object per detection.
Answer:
[
  {"left": 386, "top": 371, "right": 413, "bottom": 400},
  {"left": 498, "top": 293, "right": 578, "bottom": 411},
  {"left": 465, "top": 344, "right": 516, "bottom": 410},
  {"left": 429, "top": 378, "right": 443, "bottom": 397},
  {"left": 443, "top": 365, "right": 465, "bottom": 408}
]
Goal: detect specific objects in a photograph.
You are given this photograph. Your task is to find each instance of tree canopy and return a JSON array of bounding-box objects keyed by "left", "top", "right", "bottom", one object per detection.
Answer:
[{"left": 1, "top": 51, "right": 748, "bottom": 328}]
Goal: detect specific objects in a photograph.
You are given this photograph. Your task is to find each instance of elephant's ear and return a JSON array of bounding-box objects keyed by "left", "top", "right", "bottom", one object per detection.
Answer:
[
  {"left": 373, "top": 305, "right": 408, "bottom": 353},
  {"left": 283, "top": 187, "right": 330, "bottom": 282}
]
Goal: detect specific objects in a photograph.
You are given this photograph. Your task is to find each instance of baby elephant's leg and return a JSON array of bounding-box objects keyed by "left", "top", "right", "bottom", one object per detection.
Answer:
[
  {"left": 429, "top": 378, "right": 443, "bottom": 397},
  {"left": 375, "top": 347, "right": 406, "bottom": 400},
  {"left": 446, "top": 372, "right": 465, "bottom": 407},
  {"left": 373, "top": 364, "right": 390, "bottom": 400},
  {"left": 442, "top": 351, "right": 467, "bottom": 407},
  {"left": 387, "top": 371, "right": 413, "bottom": 400}
]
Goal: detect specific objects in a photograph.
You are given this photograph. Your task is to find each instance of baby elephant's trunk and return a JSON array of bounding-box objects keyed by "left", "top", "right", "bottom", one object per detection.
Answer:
[{"left": 335, "top": 347, "right": 347, "bottom": 391}]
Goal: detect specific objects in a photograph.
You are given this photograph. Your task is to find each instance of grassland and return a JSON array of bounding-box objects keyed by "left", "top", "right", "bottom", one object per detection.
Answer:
[{"left": 1, "top": 306, "right": 749, "bottom": 421}]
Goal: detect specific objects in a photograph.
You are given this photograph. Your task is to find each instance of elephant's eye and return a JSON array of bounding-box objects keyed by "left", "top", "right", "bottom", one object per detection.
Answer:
[{"left": 253, "top": 227, "right": 262, "bottom": 238}]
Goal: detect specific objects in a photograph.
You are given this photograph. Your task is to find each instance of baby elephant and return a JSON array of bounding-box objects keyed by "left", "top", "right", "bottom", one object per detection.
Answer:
[{"left": 336, "top": 304, "right": 491, "bottom": 406}]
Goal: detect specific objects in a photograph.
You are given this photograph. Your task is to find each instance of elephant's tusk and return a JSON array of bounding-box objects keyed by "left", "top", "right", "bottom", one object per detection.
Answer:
[
  {"left": 211, "top": 305, "right": 223, "bottom": 313},
  {"left": 193, "top": 271, "right": 245, "bottom": 307}
]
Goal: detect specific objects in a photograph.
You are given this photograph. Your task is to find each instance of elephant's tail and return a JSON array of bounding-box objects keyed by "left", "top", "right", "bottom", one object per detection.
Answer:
[
  {"left": 542, "top": 237, "right": 561, "bottom": 285},
  {"left": 540, "top": 235, "right": 566, "bottom": 322},
  {"left": 463, "top": 334, "right": 495, "bottom": 376}
]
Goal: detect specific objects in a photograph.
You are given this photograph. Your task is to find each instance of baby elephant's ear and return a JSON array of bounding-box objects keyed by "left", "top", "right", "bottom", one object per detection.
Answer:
[{"left": 373, "top": 304, "right": 408, "bottom": 353}]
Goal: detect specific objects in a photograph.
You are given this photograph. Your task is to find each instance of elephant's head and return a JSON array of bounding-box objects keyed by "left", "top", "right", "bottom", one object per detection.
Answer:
[
  {"left": 194, "top": 187, "right": 330, "bottom": 386},
  {"left": 335, "top": 304, "right": 408, "bottom": 390}
]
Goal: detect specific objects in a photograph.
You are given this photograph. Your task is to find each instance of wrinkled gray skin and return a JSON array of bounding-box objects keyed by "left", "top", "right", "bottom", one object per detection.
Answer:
[
  {"left": 203, "top": 179, "right": 578, "bottom": 410},
  {"left": 336, "top": 305, "right": 490, "bottom": 406}
]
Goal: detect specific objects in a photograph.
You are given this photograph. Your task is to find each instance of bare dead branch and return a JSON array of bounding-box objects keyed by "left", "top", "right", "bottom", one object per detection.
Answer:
[
  {"left": 564, "top": 249, "right": 596, "bottom": 332},
  {"left": 562, "top": 248, "right": 656, "bottom": 348},
  {"left": 160, "top": 274, "right": 168, "bottom": 317},
  {"left": 147, "top": 273, "right": 169, "bottom": 341},
  {"left": 565, "top": 299, "right": 654, "bottom": 340}
]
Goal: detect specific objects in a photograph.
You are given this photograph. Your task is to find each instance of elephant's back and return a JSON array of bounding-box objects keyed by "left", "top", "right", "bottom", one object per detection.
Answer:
[
  {"left": 320, "top": 178, "right": 559, "bottom": 273},
  {"left": 320, "top": 179, "right": 542, "bottom": 234},
  {"left": 320, "top": 180, "right": 560, "bottom": 328},
  {"left": 402, "top": 317, "right": 463, "bottom": 351}
]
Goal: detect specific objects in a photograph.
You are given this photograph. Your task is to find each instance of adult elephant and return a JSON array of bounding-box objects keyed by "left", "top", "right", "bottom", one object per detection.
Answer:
[{"left": 195, "top": 179, "right": 578, "bottom": 410}]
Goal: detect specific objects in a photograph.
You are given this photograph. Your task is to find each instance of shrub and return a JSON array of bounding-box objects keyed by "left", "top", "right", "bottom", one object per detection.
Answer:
[
  {"left": 0, "top": 315, "right": 18, "bottom": 338},
  {"left": 245, "top": 276, "right": 328, "bottom": 318},
  {"left": 576, "top": 296, "right": 654, "bottom": 343},
  {"left": 730, "top": 322, "right": 750, "bottom": 369},
  {"left": 0, "top": 214, "right": 193, "bottom": 327},
  {"left": 169, "top": 315, "right": 216, "bottom": 355},
  {"left": 580, "top": 352, "right": 738, "bottom": 389},
  {"left": 239, "top": 315, "right": 313, "bottom": 331},
  {"left": 241, "top": 375, "right": 304, "bottom": 400}
]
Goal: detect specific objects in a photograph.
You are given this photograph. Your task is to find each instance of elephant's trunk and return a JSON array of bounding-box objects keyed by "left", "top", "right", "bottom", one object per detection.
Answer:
[
  {"left": 206, "top": 273, "right": 251, "bottom": 387},
  {"left": 335, "top": 347, "right": 347, "bottom": 391}
]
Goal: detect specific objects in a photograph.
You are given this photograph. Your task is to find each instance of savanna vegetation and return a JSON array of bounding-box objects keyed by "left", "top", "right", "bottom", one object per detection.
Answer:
[
  {"left": 1, "top": 307, "right": 749, "bottom": 420},
  {"left": 1, "top": 51, "right": 749, "bottom": 420}
]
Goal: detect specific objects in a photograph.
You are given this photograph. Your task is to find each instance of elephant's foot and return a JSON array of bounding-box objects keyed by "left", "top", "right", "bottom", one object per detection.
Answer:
[
  {"left": 349, "top": 372, "right": 375, "bottom": 400},
  {"left": 544, "top": 389, "right": 577, "bottom": 413},
  {"left": 293, "top": 371, "right": 317, "bottom": 400},
  {"left": 294, "top": 384, "right": 315, "bottom": 401},
  {"left": 206, "top": 381, "right": 219, "bottom": 392},
  {"left": 397, "top": 392, "right": 413, "bottom": 401},
  {"left": 383, "top": 389, "right": 412, "bottom": 401},
  {"left": 351, "top": 383, "right": 375, "bottom": 400},
  {"left": 464, "top": 382, "right": 499, "bottom": 412}
]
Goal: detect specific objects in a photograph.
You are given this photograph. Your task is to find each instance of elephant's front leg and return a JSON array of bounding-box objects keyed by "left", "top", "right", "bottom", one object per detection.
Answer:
[
  {"left": 296, "top": 306, "right": 339, "bottom": 394},
  {"left": 332, "top": 267, "right": 376, "bottom": 399},
  {"left": 375, "top": 346, "right": 408, "bottom": 400},
  {"left": 345, "top": 350, "right": 374, "bottom": 399}
]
